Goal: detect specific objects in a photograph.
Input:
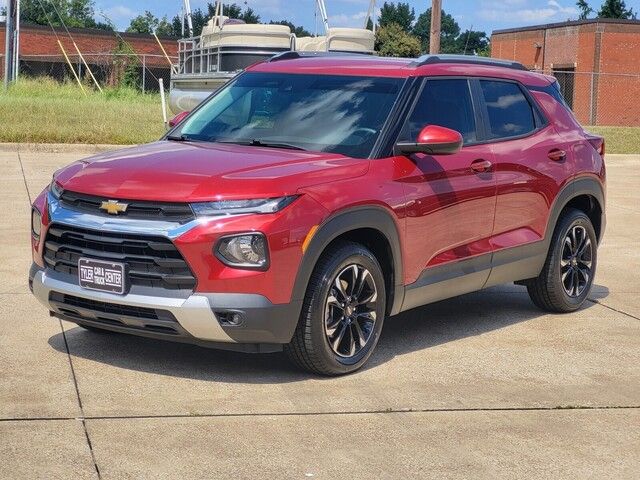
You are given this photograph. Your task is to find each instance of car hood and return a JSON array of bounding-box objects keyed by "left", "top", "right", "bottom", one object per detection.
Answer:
[{"left": 54, "top": 141, "right": 370, "bottom": 202}]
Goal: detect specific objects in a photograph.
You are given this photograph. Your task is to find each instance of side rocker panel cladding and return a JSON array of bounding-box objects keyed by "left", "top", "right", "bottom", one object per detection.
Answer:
[
  {"left": 485, "top": 175, "right": 605, "bottom": 289},
  {"left": 290, "top": 207, "right": 405, "bottom": 317},
  {"left": 403, "top": 176, "right": 605, "bottom": 310}
]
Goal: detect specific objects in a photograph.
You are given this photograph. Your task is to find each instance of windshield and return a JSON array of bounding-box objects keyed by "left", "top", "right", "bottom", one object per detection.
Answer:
[{"left": 176, "top": 72, "right": 404, "bottom": 158}]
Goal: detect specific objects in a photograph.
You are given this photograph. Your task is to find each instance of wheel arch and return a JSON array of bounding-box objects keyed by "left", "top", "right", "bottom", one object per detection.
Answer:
[
  {"left": 291, "top": 206, "right": 404, "bottom": 317},
  {"left": 546, "top": 176, "right": 605, "bottom": 245}
]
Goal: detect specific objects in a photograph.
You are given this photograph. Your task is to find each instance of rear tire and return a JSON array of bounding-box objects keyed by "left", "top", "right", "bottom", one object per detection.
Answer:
[
  {"left": 285, "top": 241, "right": 386, "bottom": 376},
  {"left": 526, "top": 208, "right": 597, "bottom": 312}
]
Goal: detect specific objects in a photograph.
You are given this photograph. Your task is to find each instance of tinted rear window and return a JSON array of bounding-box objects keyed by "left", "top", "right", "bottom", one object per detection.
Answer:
[{"left": 479, "top": 80, "right": 536, "bottom": 139}]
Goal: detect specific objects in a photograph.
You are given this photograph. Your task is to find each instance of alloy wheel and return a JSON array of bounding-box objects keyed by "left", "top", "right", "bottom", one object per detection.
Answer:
[
  {"left": 561, "top": 225, "right": 593, "bottom": 297},
  {"left": 324, "top": 264, "right": 378, "bottom": 358}
]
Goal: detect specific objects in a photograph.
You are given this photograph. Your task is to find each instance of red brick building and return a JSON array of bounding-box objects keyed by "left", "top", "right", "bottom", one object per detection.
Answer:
[
  {"left": 491, "top": 19, "right": 640, "bottom": 126},
  {"left": 1, "top": 22, "right": 178, "bottom": 90}
]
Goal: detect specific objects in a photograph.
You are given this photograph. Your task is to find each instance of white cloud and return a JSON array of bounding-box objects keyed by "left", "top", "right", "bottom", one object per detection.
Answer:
[
  {"left": 328, "top": 10, "right": 370, "bottom": 27},
  {"left": 478, "top": 0, "right": 578, "bottom": 23},
  {"left": 192, "top": 0, "right": 285, "bottom": 17},
  {"left": 103, "top": 5, "right": 137, "bottom": 20}
]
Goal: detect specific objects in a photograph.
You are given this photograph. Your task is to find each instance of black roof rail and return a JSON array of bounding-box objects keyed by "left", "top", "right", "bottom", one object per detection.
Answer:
[
  {"left": 410, "top": 54, "right": 527, "bottom": 71},
  {"left": 269, "top": 51, "right": 375, "bottom": 62}
]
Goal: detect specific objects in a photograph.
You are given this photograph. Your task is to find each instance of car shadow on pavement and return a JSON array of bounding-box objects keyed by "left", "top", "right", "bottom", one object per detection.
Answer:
[{"left": 47, "top": 284, "right": 608, "bottom": 382}]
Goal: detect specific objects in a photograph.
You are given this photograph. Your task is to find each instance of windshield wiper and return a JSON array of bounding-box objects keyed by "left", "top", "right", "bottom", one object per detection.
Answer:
[
  {"left": 217, "top": 139, "right": 306, "bottom": 151},
  {"left": 166, "top": 134, "right": 190, "bottom": 142}
]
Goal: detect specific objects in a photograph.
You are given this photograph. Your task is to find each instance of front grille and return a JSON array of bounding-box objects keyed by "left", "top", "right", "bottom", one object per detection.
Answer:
[
  {"left": 59, "top": 190, "right": 195, "bottom": 223},
  {"left": 49, "top": 292, "right": 181, "bottom": 335},
  {"left": 44, "top": 224, "right": 197, "bottom": 290}
]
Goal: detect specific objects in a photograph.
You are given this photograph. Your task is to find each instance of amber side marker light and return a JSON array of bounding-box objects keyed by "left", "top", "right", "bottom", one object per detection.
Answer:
[{"left": 302, "top": 225, "right": 319, "bottom": 253}]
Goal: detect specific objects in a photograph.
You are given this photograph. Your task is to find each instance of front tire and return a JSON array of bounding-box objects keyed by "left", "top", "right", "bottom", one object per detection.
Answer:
[
  {"left": 526, "top": 208, "right": 597, "bottom": 312},
  {"left": 285, "top": 241, "right": 386, "bottom": 375}
]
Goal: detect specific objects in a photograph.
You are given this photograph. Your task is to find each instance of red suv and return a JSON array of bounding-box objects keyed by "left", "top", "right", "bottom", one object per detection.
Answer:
[{"left": 30, "top": 54, "right": 606, "bottom": 375}]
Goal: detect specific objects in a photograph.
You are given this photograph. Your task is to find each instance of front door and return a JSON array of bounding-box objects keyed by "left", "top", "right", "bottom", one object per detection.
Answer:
[{"left": 395, "top": 78, "right": 497, "bottom": 309}]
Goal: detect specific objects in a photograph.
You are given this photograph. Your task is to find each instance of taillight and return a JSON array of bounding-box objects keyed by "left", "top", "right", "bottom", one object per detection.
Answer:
[{"left": 588, "top": 137, "right": 605, "bottom": 158}]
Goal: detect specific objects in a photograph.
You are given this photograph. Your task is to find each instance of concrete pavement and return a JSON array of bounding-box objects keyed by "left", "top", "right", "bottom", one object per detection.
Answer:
[{"left": 1, "top": 150, "right": 639, "bottom": 479}]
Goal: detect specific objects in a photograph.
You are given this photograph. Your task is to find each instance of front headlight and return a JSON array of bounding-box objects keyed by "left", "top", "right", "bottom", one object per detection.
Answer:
[
  {"left": 216, "top": 233, "right": 269, "bottom": 269},
  {"left": 191, "top": 196, "right": 297, "bottom": 217},
  {"left": 31, "top": 208, "right": 42, "bottom": 239}
]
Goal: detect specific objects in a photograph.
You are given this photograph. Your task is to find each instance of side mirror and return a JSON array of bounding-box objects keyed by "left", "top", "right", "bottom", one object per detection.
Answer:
[
  {"left": 395, "top": 125, "right": 463, "bottom": 156},
  {"left": 169, "top": 111, "right": 190, "bottom": 128}
]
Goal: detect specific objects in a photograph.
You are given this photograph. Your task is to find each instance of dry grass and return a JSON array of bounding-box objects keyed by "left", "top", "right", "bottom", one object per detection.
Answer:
[
  {"left": 586, "top": 126, "right": 640, "bottom": 155},
  {"left": 0, "top": 78, "right": 166, "bottom": 145}
]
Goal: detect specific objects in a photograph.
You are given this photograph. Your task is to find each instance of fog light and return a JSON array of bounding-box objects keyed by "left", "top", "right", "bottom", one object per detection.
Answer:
[
  {"left": 216, "top": 233, "right": 268, "bottom": 269},
  {"left": 217, "top": 311, "right": 244, "bottom": 326},
  {"left": 31, "top": 208, "right": 42, "bottom": 239}
]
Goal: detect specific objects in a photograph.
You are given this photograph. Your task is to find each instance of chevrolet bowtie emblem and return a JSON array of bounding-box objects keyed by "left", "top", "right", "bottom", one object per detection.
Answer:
[{"left": 100, "top": 200, "right": 129, "bottom": 215}]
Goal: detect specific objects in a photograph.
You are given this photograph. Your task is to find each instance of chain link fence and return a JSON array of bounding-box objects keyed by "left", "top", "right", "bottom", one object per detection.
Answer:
[
  {"left": 548, "top": 70, "right": 640, "bottom": 127},
  {"left": 4, "top": 55, "right": 640, "bottom": 126},
  {"left": 4, "top": 53, "right": 176, "bottom": 93}
]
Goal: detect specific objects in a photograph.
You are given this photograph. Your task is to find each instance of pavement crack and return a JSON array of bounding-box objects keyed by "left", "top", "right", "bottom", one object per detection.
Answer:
[
  {"left": 2, "top": 404, "right": 639, "bottom": 424},
  {"left": 59, "top": 319, "right": 102, "bottom": 480},
  {"left": 17, "top": 151, "right": 32, "bottom": 204},
  {"left": 588, "top": 298, "right": 640, "bottom": 321}
]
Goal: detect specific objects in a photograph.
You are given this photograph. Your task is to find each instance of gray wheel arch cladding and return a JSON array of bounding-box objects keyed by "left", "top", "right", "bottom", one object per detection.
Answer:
[
  {"left": 546, "top": 176, "right": 605, "bottom": 245},
  {"left": 290, "top": 206, "right": 405, "bottom": 317}
]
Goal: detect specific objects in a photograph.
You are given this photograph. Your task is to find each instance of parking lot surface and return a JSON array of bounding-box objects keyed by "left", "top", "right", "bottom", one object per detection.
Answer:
[{"left": 1, "top": 147, "right": 639, "bottom": 479}]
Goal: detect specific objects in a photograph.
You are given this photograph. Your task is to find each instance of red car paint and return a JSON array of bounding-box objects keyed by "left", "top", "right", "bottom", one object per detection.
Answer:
[{"left": 31, "top": 55, "right": 605, "bottom": 341}]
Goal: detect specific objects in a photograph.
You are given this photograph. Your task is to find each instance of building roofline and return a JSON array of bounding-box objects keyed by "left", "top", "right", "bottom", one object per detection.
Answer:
[
  {"left": 492, "top": 17, "right": 640, "bottom": 35},
  {"left": 0, "top": 21, "right": 177, "bottom": 40}
]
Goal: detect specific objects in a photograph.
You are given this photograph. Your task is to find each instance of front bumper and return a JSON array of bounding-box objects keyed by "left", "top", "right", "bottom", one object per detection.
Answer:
[{"left": 31, "top": 265, "right": 301, "bottom": 353}]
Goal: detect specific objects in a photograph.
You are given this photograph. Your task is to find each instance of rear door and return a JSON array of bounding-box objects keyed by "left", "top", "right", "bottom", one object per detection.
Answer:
[
  {"left": 475, "top": 79, "right": 573, "bottom": 284},
  {"left": 396, "top": 78, "right": 497, "bottom": 308}
]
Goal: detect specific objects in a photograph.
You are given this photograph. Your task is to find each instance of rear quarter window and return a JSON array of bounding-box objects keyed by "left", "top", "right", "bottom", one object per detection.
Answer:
[{"left": 479, "top": 80, "right": 536, "bottom": 139}]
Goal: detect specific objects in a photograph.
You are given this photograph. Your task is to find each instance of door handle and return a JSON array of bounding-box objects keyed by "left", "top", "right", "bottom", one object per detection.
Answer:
[
  {"left": 548, "top": 149, "right": 567, "bottom": 162},
  {"left": 470, "top": 159, "right": 492, "bottom": 173}
]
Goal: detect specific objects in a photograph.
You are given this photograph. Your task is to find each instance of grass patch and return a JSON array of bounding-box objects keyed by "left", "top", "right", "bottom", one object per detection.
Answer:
[
  {"left": 2, "top": 78, "right": 639, "bottom": 152},
  {"left": 0, "top": 78, "right": 166, "bottom": 145},
  {"left": 585, "top": 126, "right": 640, "bottom": 155}
]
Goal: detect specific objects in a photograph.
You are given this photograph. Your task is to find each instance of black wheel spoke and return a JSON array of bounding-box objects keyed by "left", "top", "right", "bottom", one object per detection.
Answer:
[
  {"left": 560, "top": 225, "right": 593, "bottom": 298},
  {"left": 331, "top": 322, "right": 348, "bottom": 352},
  {"left": 324, "top": 263, "right": 378, "bottom": 359}
]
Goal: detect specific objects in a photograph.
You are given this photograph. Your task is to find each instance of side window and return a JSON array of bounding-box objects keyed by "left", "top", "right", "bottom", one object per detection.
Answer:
[
  {"left": 400, "top": 79, "right": 477, "bottom": 145},
  {"left": 479, "top": 80, "right": 536, "bottom": 139}
]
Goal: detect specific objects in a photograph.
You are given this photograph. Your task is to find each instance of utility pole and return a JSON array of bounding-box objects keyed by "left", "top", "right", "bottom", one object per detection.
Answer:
[
  {"left": 429, "top": 0, "right": 441, "bottom": 54},
  {"left": 3, "top": 0, "right": 19, "bottom": 88}
]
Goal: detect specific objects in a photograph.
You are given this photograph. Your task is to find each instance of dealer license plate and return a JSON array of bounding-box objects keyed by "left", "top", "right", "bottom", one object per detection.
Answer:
[{"left": 78, "top": 258, "right": 126, "bottom": 295}]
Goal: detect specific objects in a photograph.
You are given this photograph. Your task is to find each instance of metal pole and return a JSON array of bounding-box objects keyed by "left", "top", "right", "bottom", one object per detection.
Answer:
[
  {"left": 14, "top": 0, "right": 20, "bottom": 81},
  {"left": 142, "top": 55, "right": 146, "bottom": 93},
  {"left": 159, "top": 78, "right": 168, "bottom": 128},
  {"left": 3, "top": 0, "right": 15, "bottom": 89},
  {"left": 430, "top": 0, "right": 442, "bottom": 54}
]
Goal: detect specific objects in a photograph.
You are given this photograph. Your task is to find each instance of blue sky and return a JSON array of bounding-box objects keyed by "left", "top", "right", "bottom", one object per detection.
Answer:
[{"left": 4, "top": 0, "right": 640, "bottom": 35}]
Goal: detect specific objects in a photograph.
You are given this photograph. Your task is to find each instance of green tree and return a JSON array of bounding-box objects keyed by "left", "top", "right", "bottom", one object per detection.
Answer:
[
  {"left": 113, "top": 39, "right": 140, "bottom": 89},
  {"left": 375, "top": 22, "right": 421, "bottom": 57},
  {"left": 126, "top": 11, "right": 173, "bottom": 35},
  {"left": 171, "top": 7, "right": 209, "bottom": 37},
  {"left": 455, "top": 29, "right": 489, "bottom": 55},
  {"left": 18, "top": 0, "right": 103, "bottom": 28},
  {"left": 223, "top": 4, "right": 243, "bottom": 19},
  {"left": 269, "top": 20, "right": 311, "bottom": 37},
  {"left": 239, "top": 7, "right": 260, "bottom": 24},
  {"left": 413, "top": 8, "right": 460, "bottom": 52},
  {"left": 598, "top": 0, "right": 636, "bottom": 18},
  {"left": 576, "top": 0, "right": 594, "bottom": 19},
  {"left": 379, "top": 2, "right": 415, "bottom": 32}
]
